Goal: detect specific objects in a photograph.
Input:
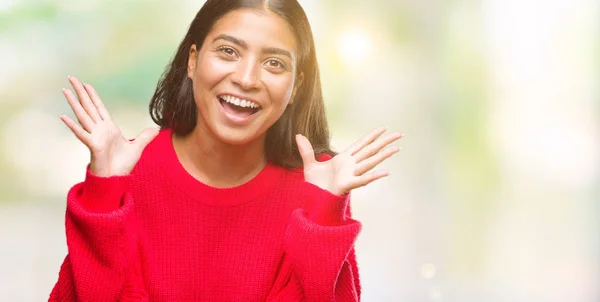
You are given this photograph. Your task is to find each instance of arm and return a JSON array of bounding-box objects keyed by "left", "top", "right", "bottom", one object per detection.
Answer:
[
  {"left": 51, "top": 77, "right": 156, "bottom": 301},
  {"left": 268, "top": 128, "right": 402, "bottom": 301},
  {"left": 49, "top": 169, "right": 147, "bottom": 302},
  {"left": 268, "top": 183, "right": 362, "bottom": 302}
]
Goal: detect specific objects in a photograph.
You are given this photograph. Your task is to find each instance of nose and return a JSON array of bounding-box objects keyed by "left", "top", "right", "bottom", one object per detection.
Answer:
[{"left": 231, "top": 58, "right": 260, "bottom": 90}]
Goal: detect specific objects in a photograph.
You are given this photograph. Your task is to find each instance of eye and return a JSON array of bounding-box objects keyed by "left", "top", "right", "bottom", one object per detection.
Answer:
[
  {"left": 264, "top": 58, "right": 287, "bottom": 70},
  {"left": 217, "top": 46, "right": 238, "bottom": 58}
]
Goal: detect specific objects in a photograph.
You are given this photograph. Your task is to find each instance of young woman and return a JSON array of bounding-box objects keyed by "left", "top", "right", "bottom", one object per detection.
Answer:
[{"left": 50, "top": 0, "right": 402, "bottom": 301}]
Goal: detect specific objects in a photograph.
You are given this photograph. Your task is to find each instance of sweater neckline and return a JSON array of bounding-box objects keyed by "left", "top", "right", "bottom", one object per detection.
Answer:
[{"left": 157, "top": 128, "right": 284, "bottom": 206}]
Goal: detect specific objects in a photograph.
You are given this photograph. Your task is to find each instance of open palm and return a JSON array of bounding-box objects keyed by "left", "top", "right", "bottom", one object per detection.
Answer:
[
  {"left": 296, "top": 127, "right": 403, "bottom": 196},
  {"left": 60, "top": 76, "right": 158, "bottom": 177}
]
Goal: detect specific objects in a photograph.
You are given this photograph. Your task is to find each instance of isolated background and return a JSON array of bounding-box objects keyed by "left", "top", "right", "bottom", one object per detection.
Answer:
[{"left": 0, "top": 0, "right": 598, "bottom": 301}]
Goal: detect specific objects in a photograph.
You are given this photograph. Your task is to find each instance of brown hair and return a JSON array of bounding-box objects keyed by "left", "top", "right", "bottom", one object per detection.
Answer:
[{"left": 149, "top": 0, "right": 335, "bottom": 168}]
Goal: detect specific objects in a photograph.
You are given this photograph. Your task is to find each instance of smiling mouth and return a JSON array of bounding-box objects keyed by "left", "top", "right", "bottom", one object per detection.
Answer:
[{"left": 218, "top": 95, "right": 261, "bottom": 118}]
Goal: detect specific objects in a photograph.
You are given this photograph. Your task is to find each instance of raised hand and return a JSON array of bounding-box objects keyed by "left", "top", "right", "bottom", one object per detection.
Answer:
[
  {"left": 296, "top": 127, "right": 403, "bottom": 196},
  {"left": 59, "top": 76, "right": 159, "bottom": 177}
]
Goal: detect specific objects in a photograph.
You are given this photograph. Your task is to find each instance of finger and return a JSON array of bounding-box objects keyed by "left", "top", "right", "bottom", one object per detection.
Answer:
[
  {"left": 68, "top": 76, "right": 102, "bottom": 123},
  {"left": 63, "top": 88, "right": 94, "bottom": 132},
  {"left": 295, "top": 134, "right": 316, "bottom": 166},
  {"left": 354, "top": 145, "right": 401, "bottom": 176},
  {"left": 59, "top": 114, "right": 91, "bottom": 145},
  {"left": 348, "top": 170, "right": 390, "bottom": 189},
  {"left": 354, "top": 132, "right": 403, "bottom": 163},
  {"left": 346, "top": 127, "right": 387, "bottom": 155},
  {"left": 133, "top": 128, "right": 160, "bottom": 151},
  {"left": 83, "top": 83, "right": 111, "bottom": 121}
]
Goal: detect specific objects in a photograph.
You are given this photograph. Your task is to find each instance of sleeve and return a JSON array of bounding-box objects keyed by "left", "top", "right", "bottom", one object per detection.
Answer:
[
  {"left": 48, "top": 167, "right": 148, "bottom": 302},
  {"left": 267, "top": 181, "right": 362, "bottom": 302}
]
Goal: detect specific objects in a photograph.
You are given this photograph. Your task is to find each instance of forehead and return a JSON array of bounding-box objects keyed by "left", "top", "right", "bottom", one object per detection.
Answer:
[{"left": 208, "top": 9, "right": 297, "bottom": 53}]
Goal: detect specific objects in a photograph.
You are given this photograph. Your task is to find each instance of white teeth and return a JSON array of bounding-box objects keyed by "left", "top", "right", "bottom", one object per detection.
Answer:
[{"left": 221, "top": 95, "right": 259, "bottom": 109}]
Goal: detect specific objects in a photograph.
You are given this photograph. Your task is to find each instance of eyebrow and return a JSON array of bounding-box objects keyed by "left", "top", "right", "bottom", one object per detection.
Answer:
[{"left": 212, "top": 34, "right": 293, "bottom": 60}]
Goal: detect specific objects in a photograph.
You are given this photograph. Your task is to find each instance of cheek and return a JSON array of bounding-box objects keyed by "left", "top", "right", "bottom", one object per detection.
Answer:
[
  {"left": 265, "top": 75, "right": 296, "bottom": 105},
  {"left": 195, "top": 56, "right": 231, "bottom": 87}
]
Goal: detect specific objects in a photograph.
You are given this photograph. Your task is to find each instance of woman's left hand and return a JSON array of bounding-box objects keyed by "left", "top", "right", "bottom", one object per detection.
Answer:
[{"left": 296, "top": 127, "right": 403, "bottom": 196}]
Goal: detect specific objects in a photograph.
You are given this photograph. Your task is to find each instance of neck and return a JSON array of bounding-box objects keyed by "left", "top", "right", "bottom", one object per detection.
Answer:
[{"left": 173, "top": 124, "right": 267, "bottom": 188}]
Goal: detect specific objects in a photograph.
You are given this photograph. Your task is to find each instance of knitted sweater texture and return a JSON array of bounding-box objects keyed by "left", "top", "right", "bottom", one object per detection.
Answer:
[{"left": 49, "top": 129, "right": 361, "bottom": 301}]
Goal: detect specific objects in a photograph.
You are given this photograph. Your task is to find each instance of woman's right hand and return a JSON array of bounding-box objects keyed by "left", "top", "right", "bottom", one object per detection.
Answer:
[{"left": 60, "top": 76, "right": 159, "bottom": 177}]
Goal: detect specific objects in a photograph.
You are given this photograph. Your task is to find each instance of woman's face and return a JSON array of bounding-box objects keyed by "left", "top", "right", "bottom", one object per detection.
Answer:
[{"left": 187, "top": 8, "right": 302, "bottom": 145}]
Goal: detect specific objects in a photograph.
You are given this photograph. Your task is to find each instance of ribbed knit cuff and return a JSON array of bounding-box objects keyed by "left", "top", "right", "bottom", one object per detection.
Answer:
[
  {"left": 283, "top": 209, "right": 361, "bottom": 300},
  {"left": 80, "top": 166, "right": 131, "bottom": 213},
  {"left": 303, "top": 182, "right": 350, "bottom": 226}
]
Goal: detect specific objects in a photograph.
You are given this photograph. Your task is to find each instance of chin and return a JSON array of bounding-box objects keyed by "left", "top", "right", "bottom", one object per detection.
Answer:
[{"left": 212, "top": 126, "right": 266, "bottom": 146}]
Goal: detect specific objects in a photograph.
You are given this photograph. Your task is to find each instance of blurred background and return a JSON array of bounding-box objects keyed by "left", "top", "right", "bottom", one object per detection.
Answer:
[{"left": 0, "top": 0, "right": 598, "bottom": 301}]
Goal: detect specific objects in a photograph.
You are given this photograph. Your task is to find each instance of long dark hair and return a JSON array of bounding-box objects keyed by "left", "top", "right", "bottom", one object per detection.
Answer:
[{"left": 149, "top": 0, "right": 334, "bottom": 168}]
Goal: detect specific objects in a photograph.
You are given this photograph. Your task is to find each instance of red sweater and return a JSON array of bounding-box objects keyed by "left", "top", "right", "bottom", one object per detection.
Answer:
[{"left": 49, "top": 129, "right": 362, "bottom": 301}]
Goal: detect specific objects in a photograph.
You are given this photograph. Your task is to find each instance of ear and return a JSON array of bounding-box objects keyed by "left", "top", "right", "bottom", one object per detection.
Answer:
[
  {"left": 187, "top": 44, "right": 198, "bottom": 79},
  {"left": 289, "top": 72, "right": 304, "bottom": 105}
]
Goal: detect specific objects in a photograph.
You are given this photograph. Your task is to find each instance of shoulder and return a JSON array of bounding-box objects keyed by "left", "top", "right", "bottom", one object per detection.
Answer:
[
  {"left": 132, "top": 128, "right": 172, "bottom": 174},
  {"left": 316, "top": 153, "right": 333, "bottom": 161},
  {"left": 146, "top": 128, "right": 171, "bottom": 153}
]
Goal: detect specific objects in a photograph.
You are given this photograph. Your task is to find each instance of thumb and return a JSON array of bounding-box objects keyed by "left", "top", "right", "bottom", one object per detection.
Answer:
[
  {"left": 296, "top": 134, "right": 316, "bottom": 166},
  {"left": 133, "top": 127, "right": 160, "bottom": 150}
]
